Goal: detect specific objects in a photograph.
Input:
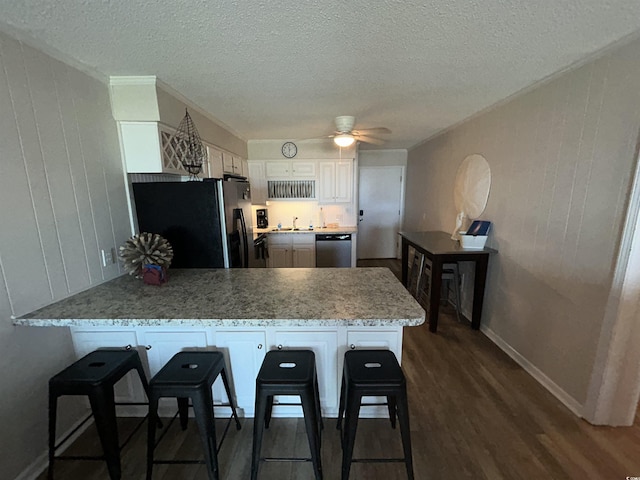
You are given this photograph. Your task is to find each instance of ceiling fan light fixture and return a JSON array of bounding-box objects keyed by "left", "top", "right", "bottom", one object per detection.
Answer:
[{"left": 334, "top": 133, "right": 355, "bottom": 147}]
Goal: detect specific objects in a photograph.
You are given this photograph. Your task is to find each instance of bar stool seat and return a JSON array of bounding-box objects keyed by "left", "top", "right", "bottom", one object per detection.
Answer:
[
  {"left": 48, "top": 348, "right": 152, "bottom": 480},
  {"left": 146, "top": 351, "right": 241, "bottom": 480},
  {"left": 337, "top": 349, "right": 414, "bottom": 480},
  {"left": 251, "top": 349, "right": 323, "bottom": 480}
]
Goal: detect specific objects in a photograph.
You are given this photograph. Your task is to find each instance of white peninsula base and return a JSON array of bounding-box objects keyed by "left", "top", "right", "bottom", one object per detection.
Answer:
[{"left": 71, "top": 324, "right": 404, "bottom": 418}]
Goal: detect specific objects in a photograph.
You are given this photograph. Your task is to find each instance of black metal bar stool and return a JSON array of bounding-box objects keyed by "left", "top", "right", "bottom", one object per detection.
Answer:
[
  {"left": 251, "top": 349, "right": 323, "bottom": 480},
  {"left": 48, "top": 348, "right": 152, "bottom": 480},
  {"left": 336, "top": 349, "right": 414, "bottom": 480},
  {"left": 146, "top": 351, "right": 241, "bottom": 480}
]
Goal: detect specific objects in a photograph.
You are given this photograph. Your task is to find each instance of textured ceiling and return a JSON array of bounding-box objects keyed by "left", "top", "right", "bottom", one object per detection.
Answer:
[{"left": 2, "top": 0, "right": 640, "bottom": 149}]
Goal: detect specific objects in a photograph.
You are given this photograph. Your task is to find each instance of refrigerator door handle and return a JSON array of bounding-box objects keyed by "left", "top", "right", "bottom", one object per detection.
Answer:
[{"left": 236, "top": 208, "right": 249, "bottom": 268}]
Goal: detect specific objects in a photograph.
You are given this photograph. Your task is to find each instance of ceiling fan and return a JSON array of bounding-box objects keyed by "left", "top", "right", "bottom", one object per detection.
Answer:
[{"left": 328, "top": 116, "right": 392, "bottom": 147}]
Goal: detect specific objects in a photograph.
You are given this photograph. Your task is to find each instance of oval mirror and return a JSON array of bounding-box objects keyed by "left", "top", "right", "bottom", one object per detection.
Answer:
[{"left": 452, "top": 154, "right": 491, "bottom": 239}]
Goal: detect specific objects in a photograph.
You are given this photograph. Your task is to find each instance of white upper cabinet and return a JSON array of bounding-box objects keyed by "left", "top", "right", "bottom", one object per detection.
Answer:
[
  {"left": 119, "top": 121, "right": 187, "bottom": 175},
  {"left": 207, "top": 146, "right": 224, "bottom": 179},
  {"left": 247, "top": 160, "right": 268, "bottom": 204},
  {"left": 265, "top": 161, "right": 316, "bottom": 179},
  {"left": 318, "top": 160, "right": 353, "bottom": 203},
  {"left": 222, "top": 152, "right": 245, "bottom": 176},
  {"left": 119, "top": 121, "right": 245, "bottom": 179}
]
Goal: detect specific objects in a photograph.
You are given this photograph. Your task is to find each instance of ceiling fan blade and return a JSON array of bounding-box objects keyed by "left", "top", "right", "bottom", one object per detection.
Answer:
[
  {"left": 296, "top": 134, "right": 335, "bottom": 141},
  {"left": 353, "top": 127, "right": 392, "bottom": 135},
  {"left": 356, "top": 135, "right": 385, "bottom": 145}
]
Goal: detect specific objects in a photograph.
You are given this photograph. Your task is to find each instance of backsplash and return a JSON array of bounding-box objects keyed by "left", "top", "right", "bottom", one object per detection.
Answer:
[{"left": 251, "top": 201, "right": 356, "bottom": 229}]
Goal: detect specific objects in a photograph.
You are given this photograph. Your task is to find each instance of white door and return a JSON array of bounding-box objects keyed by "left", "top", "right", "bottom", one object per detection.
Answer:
[{"left": 357, "top": 166, "right": 404, "bottom": 259}]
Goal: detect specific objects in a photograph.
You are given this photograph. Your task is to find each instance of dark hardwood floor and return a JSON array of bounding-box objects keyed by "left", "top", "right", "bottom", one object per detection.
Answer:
[{"left": 40, "top": 259, "right": 640, "bottom": 479}]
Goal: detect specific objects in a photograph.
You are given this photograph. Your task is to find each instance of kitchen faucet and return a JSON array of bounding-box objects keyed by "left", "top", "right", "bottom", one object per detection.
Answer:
[{"left": 293, "top": 216, "right": 298, "bottom": 229}]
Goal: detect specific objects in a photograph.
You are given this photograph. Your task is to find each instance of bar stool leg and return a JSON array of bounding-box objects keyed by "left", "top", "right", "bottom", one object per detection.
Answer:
[
  {"left": 313, "top": 371, "right": 323, "bottom": 434},
  {"left": 336, "top": 375, "right": 347, "bottom": 432},
  {"left": 387, "top": 395, "right": 397, "bottom": 429},
  {"left": 251, "top": 390, "right": 268, "bottom": 480},
  {"left": 191, "top": 389, "right": 219, "bottom": 480},
  {"left": 88, "top": 386, "right": 121, "bottom": 480},
  {"left": 264, "top": 395, "right": 274, "bottom": 429},
  {"left": 341, "top": 389, "right": 362, "bottom": 480},
  {"left": 220, "top": 367, "right": 242, "bottom": 430},
  {"left": 48, "top": 392, "right": 58, "bottom": 480},
  {"left": 146, "top": 394, "right": 159, "bottom": 480},
  {"left": 301, "top": 390, "right": 323, "bottom": 480},
  {"left": 177, "top": 397, "right": 189, "bottom": 430},
  {"left": 396, "top": 391, "right": 414, "bottom": 480}
]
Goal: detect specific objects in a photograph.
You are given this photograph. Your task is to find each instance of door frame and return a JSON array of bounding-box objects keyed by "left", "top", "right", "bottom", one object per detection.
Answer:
[
  {"left": 357, "top": 165, "right": 406, "bottom": 259},
  {"left": 583, "top": 141, "right": 640, "bottom": 426}
]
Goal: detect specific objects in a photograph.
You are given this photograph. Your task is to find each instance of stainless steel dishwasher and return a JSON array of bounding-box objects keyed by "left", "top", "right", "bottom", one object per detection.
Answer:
[{"left": 315, "top": 233, "right": 352, "bottom": 267}]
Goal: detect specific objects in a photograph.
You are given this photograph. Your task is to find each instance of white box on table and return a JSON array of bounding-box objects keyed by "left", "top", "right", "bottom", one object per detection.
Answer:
[{"left": 459, "top": 232, "right": 488, "bottom": 250}]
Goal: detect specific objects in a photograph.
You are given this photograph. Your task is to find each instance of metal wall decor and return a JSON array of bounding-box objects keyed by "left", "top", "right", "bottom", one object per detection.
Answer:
[{"left": 174, "top": 108, "right": 207, "bottom": 178}]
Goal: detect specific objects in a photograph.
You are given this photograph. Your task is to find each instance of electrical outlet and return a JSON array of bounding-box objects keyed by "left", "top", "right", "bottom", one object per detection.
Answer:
[{"left": 101, "top": 248, "right": 116, "bottom": 267}]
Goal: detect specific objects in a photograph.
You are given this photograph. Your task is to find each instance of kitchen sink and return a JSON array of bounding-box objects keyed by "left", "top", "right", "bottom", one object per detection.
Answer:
[{"left": 270, "top": 227, "right": 314, "bottom": 231}]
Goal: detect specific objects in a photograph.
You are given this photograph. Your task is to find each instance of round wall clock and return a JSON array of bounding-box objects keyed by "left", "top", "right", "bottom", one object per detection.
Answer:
[{"left": 281, "top": 142, "right": 297, "bottom": 158}]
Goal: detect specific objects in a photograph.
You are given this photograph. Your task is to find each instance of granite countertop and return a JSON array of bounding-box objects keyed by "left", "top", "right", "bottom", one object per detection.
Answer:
[
  {"left": 15, "top": 268, "right": 424, "bottom": 328},
  {"left": 254, "top": 226, "right": 357, "bottom": 235}
]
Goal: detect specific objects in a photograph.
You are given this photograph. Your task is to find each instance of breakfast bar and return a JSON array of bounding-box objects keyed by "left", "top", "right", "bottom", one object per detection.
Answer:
[
  {"left": 400, "top": 231, "right": 496, "bottom": 333},
  {"left": 16, "top": 268, "right": 424, "bottom": 417}
]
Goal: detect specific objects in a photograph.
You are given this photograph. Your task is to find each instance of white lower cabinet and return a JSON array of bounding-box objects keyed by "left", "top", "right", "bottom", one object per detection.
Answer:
[
  {"left": 69, "top": 325, "right": 403, "bottom": 418},
  {"left": 268, "top": 233, "right": 316, "bottom": 268},
  {"left": 215, "top": 330, "right": 266, "bottom": 415},
  {"left": 292, "top": 234, "right": 316, "bottom": 267},
  {"left": 270, "top": 329, "right": 338, "bottom": 414},
  {"left": 346, "top": 328, "right": 401, "bottom": 358}
]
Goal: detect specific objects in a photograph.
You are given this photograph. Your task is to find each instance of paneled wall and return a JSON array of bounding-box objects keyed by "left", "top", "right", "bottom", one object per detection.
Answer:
[
  {"left": 0, "top": 31, "right": 130, "bottom": 478},
  {"left": 405, "top": 38, "right": 640, "bottom": 408}
]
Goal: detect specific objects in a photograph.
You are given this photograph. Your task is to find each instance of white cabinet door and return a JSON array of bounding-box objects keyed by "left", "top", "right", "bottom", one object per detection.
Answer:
[
  {"left": 292, "top": 234, "right": 316, "bottom": 268},
  {"left": 207, "top": 146, "right": 224, "bottom": 179},
  {"left": 291, "top": 161, "right": 316, "bottom": 178},
  {"left": 215, "top": 330, "right": 266, "bottom": 414},
  {"left": 271, "top": 329, "right": 338, "bottom": 410},
  {"left": 265, "top": 161, "right": 315, "bottom": 179},
  {"left": 346, "top": 329, "right": 401, "bottom": 358},
  {"left": 247, "top": 161, "right": 267, "bottom": 205},
  {"left": 222, "top": 152, "right": 235, "bottom": 174},
  {"left": 318, "top": 160, "right": 352, "bottom": 203},
  {"left": 293, "top": 244, "right": 316, "bottom": 267},
  {"left": 265, "top": 161, "right": 291, "bottom": 178},
  {"left": 334, "top": 161, "right": 353, "bottom": 203},
  {"left": 268, "top": 245, "right": 292, "bottom": 267},
  {"left": 139, "top": 329, "right": 210, "bottom": 377},
  {"left": 71, "top": 328, "right": 146, "bottom": 403},
  {"left": 318, "top": 162, "right": 336, "bottom": 203}
]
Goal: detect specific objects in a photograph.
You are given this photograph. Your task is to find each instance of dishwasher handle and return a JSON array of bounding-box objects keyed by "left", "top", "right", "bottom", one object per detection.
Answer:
[{"left": 315, "top": 234, "right": 351, "bottom": 241}]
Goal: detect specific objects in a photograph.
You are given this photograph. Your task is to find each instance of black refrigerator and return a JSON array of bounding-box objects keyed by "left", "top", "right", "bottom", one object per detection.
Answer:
[{"left": 132, "top": 178, "right": 252, "bottom": 268}]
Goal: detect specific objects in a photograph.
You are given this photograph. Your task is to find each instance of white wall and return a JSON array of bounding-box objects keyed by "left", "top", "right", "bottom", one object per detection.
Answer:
[
  {"left": 248, "top": 140, "right": 359, "bottom": 227},
  {"left": 405, "top": 36, "right": 640, "bottom": 408},
  {"left": 0, "top": 31, "right": 130, "bottom": 478}
]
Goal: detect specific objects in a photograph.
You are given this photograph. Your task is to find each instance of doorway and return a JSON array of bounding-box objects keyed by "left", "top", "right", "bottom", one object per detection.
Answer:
[{"left": 357, "top": 166, "right": 404, "bottom": 259}]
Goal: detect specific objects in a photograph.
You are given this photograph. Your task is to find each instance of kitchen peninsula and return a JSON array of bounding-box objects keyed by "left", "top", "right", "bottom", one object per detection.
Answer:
[{"left": 16, "top": 268, "right": 424, "bottom": 417}]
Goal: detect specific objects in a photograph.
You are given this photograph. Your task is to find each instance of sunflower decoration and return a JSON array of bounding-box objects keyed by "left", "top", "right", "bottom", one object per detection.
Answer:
[{"left": 119, "top": 232, "right": 173, "bottom": 277}]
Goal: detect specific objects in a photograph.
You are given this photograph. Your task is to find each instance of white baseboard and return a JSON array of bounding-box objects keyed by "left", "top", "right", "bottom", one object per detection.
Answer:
[
  {"left": 16, "top": 415, "right": 94, "bottom": 480},
  {"left": 480, "top": 324, "right": 584, "bottom": 417}
]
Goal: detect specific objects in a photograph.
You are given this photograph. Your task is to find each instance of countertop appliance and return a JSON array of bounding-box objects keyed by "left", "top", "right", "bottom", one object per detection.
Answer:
[
  {"left": 316, "top": 233, "right": 352, "bottom": 267},
  {"left": 132, "top": 178, "right": 252, "bottom": 268},
  {"left": 256, "top": 208, "right": 268, "bottom": 229}
]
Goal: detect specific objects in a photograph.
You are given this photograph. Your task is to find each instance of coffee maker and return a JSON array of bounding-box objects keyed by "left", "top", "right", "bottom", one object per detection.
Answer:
[{"left": 256, "top": 208, "right": 268, "bottom": 229}]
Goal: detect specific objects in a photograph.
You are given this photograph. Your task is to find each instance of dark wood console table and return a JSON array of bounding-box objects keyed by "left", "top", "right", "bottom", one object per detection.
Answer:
[{"left": 399, "top": 231, "right": 496, "bottom": 333}]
